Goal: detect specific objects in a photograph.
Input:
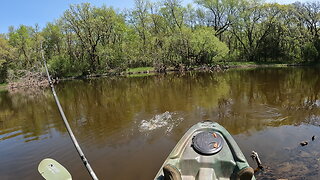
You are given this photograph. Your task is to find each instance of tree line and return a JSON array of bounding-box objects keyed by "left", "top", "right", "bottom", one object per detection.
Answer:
[{"left": 0, "top": 0, "right": 319, "bottom": 83}]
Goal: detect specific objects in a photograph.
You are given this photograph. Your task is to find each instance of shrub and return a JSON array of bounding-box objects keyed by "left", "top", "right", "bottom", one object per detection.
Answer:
[
  {"left": 0, "top": 59, "right": 7, "bottom": 83},
  {"left": 48, "top": 55, "right": 85, "bottom": 77},
  {"left": 302, "top": 42, "right": 318, "bottom": 62},
  {"left": 190, "top": 27, "right": 229, "bottom": 64}
]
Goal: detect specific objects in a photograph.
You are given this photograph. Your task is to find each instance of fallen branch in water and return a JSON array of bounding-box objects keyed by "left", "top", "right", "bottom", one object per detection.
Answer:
[{"left": 251, "top": 151, "right": 263, "bottom": 172}]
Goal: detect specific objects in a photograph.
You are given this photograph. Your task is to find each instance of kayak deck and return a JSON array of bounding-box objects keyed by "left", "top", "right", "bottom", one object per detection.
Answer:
[{"left": 155, "top": 121, "right": 255, "bottom": 180}]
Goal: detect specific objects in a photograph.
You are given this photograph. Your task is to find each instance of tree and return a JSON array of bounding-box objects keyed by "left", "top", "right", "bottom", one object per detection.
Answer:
[
  {"left": 63, "top": 3, "right": 126, "bottom": 72},
  {"left": 160, "top": 0, "right": 186, "bottom": 31},
  {"left": 0, "top": 37, "right": 15, "bottom": 83},
  {"left": 195, "top": 0, "right": 241, "bottom": 36},
  {"left": 230, "top": 1, "right": 283, "bottom": 61},
  {"left": 42, "top": 23, "right": 63, "bottom": 58},
  {"left": 8, "top": 25, "right": 33, "bottom": 68},
  {"left": 293, "top": 2, "right": 320, "bottom": 61},
  {"left": 294, "top": 2, "right": 320, "bottom": 38},
  {"left": 2, "top": 0, "right": 320, "bottom": 80},
  {"left": 190, "top": 27, "right": 229, "bottom": 64},
  {"left": 130, "top": 0, "right": 151, "bottom": 46},
  {"left": 127, "top": 0, "right": 153, "bottom": 66}
]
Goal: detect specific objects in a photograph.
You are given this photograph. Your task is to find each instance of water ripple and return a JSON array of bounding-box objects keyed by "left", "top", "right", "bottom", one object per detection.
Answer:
[{"left": 138, "top": 111, "right": 183, "bottom": 134}]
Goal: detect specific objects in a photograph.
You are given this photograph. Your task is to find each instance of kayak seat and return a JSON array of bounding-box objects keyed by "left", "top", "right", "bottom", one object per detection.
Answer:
[
  {"left": 237, "top": 167, "right": 254, "bottom": 180},
  {"left": 163, "top": 164, "right": 182, "bottom": 180}
]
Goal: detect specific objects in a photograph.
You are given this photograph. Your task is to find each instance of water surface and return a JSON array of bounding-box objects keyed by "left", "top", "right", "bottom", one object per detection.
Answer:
[{"left": 1, "top": 67, "right": 320, "bottom": 180}]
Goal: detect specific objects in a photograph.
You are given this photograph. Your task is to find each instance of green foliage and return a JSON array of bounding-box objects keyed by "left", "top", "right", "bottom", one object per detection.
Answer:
[
  {"left": 48, "top": 55, "right": 84, "bottom": 77},
  {"left": 127, "top": 67, "right": 154, "bottom": 73},
  {"left": 3, "top": 0, "right": 320, "bottom": 80},
  {"left": 0, "top": 59, "right": 7, "bottom": 83},
  {"left": 8, "top": 25, "right": 43, "bottom": 69},
  {"left": 63, "top": 3, "right": 127, "bottom": 72},
  {"left": 0, "top": 38, "right": 15, "bottom": 83},
  {"left": 190, "top": 27, "right": 229, "bottom": 64},
  {"left": 194, "top": 0, "right": 241, "bottom": 36},
  {"left": 42, "top": 23, "right": 63, "bottom": 59},
  {"left": 302, "top": 42, "right": 318, "bottom": 62},
  {"left": 314, "top": 38, "right": 320, "bottom": 59}
]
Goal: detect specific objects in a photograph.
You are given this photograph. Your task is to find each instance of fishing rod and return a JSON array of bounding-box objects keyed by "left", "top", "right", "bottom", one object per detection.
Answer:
[{"left": 40, "top": 44, "right": 99, "bottom": 180}]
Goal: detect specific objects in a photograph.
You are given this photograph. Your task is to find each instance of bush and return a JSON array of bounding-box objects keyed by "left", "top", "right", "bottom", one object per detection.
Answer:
[
  {"left": 314, "top": 38, "right": 320, "bottom": 61},
  {"left": 190, "top": 27, "right": 229, "bottom": 64},
  {"left": 302, "top": 42, "right": 318, "bottom": 62},
  {"left": 0, "top": 59, "right": 7, "bottom": 83},
  {"left": 0, "top": 38, "right": 14, "bottom": 83},
  {"left": 48, "top": 55, "right": 85, "bottom": 77}
]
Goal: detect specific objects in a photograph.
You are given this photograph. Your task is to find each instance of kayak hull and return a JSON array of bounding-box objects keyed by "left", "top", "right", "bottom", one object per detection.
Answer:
[{"left": 155, "top": 121, "right": 255, "bottom": 180}]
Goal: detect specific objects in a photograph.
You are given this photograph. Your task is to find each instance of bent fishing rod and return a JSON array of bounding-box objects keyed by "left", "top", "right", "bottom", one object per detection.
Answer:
[{"left": 40, "top": 45, "right": 99, "bottom": 180}]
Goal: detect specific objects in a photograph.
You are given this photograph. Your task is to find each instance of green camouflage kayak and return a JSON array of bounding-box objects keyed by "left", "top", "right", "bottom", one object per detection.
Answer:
[{"left": 155, "top": 121, "right": 255, "bottom": 180}]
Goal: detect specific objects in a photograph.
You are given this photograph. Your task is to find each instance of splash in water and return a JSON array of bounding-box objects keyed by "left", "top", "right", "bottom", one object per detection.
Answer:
[{"left": 139, "top": 111, "right": 183, "bottom": 134}]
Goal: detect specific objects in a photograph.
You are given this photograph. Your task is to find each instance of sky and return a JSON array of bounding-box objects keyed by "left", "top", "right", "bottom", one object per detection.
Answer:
[{"left": 0, "top": 0, "right": 311, "bottom": 34}]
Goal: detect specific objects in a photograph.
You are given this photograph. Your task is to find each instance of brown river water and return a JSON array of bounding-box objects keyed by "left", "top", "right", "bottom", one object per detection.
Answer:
[{"left": 1, "top": 67, "right": 320, "bottom": 180}]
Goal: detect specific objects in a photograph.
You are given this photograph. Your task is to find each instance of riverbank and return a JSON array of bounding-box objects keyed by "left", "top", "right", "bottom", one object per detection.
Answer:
[
  {"left": 217, "top": 61, "right": 318, "bottom": 67},
  {"left": 125, "top": 61, "right": 315, "bottom": 76},
  {"left": 1, "top": 62, "right": 317, "bottom": 92},
  {"left": 0, "top": 83, "right": 7, "bottom": 92}
]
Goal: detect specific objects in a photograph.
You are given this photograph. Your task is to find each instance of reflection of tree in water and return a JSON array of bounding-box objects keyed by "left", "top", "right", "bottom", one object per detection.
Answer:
[
  {"left": 0, "top": 89, "right": 63, "bottom": 142},
  {"left": 52, "top": 72, "right": 230, "bottom": 145},
  {"left": 1, "top": 67, "right": 320, "bottom": 143},
  {"left": 212, "top": 67, "right": 320, "bottom": 134}
]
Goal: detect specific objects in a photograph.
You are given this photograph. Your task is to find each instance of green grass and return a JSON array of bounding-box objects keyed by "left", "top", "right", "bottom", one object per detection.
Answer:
[
  {"left": 127, "top": 73, "right": 156, "bottom": 77},
  {"left": 127, "top": 67, "right": 154, "bottom": 73},
  {"left": 0, "top": 83, "right": 8, "bottom": 92},
  {"left": 217, "top": 61, "right": 257, "bottom": 66}
]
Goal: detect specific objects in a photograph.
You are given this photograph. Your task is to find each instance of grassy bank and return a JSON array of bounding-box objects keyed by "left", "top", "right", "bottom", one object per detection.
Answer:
[
  {"left": 127, "top": 67, "right": 154, "bottom": 73},
  {"left": 0, "top": 83, "right": 7, "bottom": 92}
]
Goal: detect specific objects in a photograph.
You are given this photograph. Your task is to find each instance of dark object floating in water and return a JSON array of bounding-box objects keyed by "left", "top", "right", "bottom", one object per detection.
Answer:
[
  {"left": 154, "top": 121, "right": 255, "bottom": 180},
  {"left": 312, "top": 135, "right": 315, "bottom": 141},
  {"left": 300, "top": 141, "right": 308, "bottom": 146}
]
